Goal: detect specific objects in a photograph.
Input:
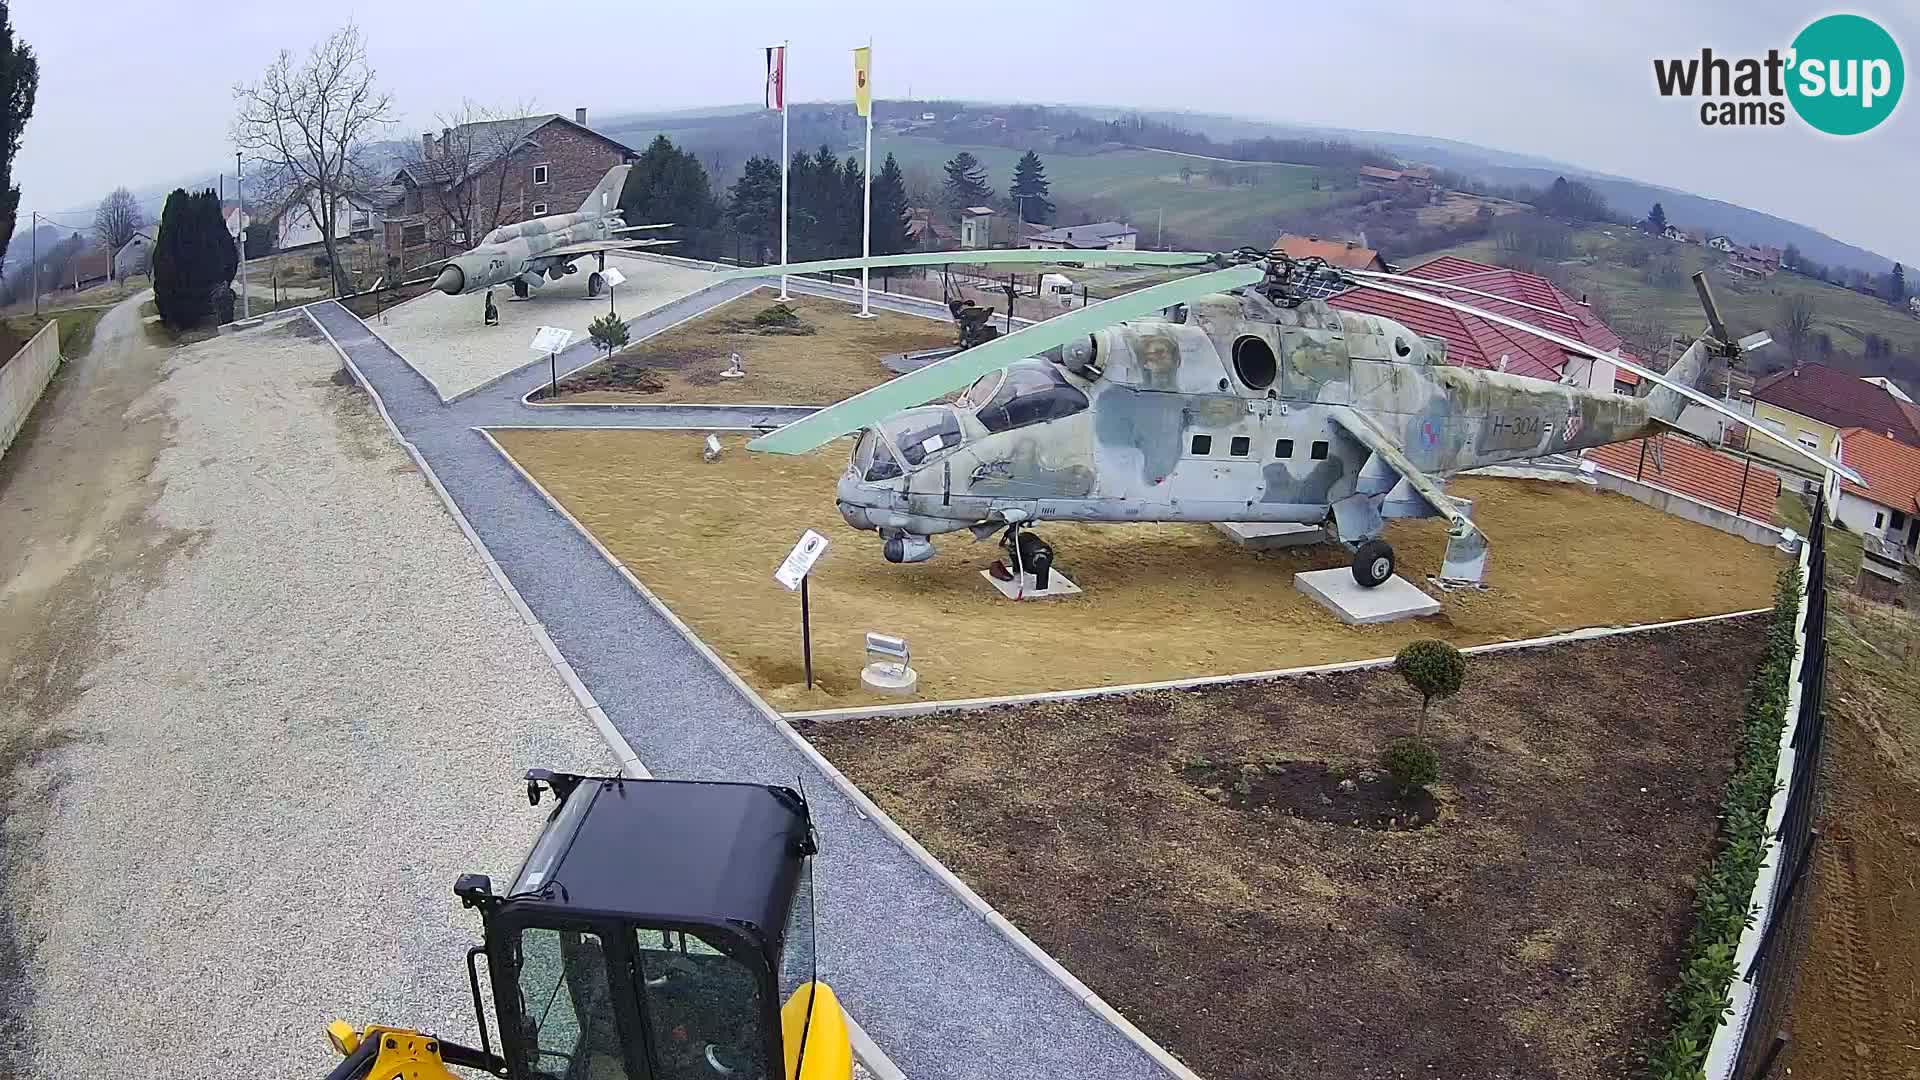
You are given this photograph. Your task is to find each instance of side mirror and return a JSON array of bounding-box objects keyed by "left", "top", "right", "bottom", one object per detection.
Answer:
[{"left": 454, "top": 873, "right": 494, "bottom": 909}]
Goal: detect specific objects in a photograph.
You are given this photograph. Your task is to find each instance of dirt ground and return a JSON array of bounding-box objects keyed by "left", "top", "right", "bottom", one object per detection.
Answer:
[
  {"left": 1782, "top": 595, "right": 1920, "bottom": 1079},
  {"left": 490, "top": 429, "right": 1782, "bottom": 710},
  {"left": 549, "top": 292, "right": 954, "bottom": 405},
  {"left": 801, "top": 618, "right": 1767, "bottom": 1080}
]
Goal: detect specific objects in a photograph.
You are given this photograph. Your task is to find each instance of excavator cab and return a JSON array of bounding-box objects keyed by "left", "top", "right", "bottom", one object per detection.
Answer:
[{"left": 324, "top": 771, "right": 852, "bottom": 1080}]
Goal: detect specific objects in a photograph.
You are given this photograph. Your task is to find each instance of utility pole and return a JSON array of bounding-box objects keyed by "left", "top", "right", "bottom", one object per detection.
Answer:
[
  {"left": 30, "top": 210, "right": 38, "bottom": 316},
  {"left": 237, "top": 152, "right": 250, "bottom": 319},
  {"left": 1157, "top": 208, "right": 1164, "bottom": 250}
]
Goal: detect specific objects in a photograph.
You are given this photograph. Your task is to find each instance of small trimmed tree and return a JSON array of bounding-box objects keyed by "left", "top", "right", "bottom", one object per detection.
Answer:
[
  {"left": 587, "top": 312, "right": 629, "bottom": 360},
  {"left": 1394, "top": 639, "right": 1465, "bottom": 738}
]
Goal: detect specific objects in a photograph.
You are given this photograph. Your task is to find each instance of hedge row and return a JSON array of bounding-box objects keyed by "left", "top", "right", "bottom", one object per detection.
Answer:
[{"left": 1644, "top": 566, "right": 1805, "bottom": 1078}]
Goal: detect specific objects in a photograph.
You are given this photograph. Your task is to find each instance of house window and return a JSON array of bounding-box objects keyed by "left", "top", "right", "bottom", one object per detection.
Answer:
[
  {"left": 1613, "top": 379, "right": 1634, "bottom": 396},
  {"left": 1796, "top": 431, "right": 1821, "bottom": 451},
  {"left": 1875, "top": 511, "right": 1886, "bottom": 529},
  {"left": 1275, "top": 438, "right": 1295, "bottom": 458},
  {"left": 532, "top": 164, "right": 549, "bottom": 185},
  {"left": 1190, "top": 434, "right": 1212, "bottom": 456},
  {"left": 1229, "top": 436, "right": 1251, "bottom": 457},
  {"left": 530, "top": 202, "right": 548, "bottom": 216},
  {"left": 1310, "top": 440, "right": 1330, "bottom": 461},
  {"left": 1894, "top": 510, "right": 1908, "bottom": 530},
  {"left": 1762, "top": 418, "right": 1788, "bottom": 435}
]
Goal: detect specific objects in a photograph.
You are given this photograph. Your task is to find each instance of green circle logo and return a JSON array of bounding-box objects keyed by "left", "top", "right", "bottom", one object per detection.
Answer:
[{"left": 1788, "top": 14, "right": 1904, "bottom": 135}]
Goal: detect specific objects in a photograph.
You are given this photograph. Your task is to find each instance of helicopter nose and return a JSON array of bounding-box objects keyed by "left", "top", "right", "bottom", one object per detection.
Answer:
[
  {"left": 838, "top": 500, "right": 875, "bottom": 531},
  {"left": 433, "top": 263, "right": 466, "bottom": 295}
]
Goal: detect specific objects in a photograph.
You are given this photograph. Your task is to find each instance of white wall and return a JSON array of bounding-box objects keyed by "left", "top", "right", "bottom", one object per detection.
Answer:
[
  {"left": 1832, "top": 488, "right": 1894, "bottom": 534},
  {"left": 0, "top": 321, "right": 62, "bottom": 464}
]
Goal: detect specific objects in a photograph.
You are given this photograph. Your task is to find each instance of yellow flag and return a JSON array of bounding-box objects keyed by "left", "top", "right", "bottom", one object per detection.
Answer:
[{"left": 853, "top": 47, "right": 872, "bottom": 117}]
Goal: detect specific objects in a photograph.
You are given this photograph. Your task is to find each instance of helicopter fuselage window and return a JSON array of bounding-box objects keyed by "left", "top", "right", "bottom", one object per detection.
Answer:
[
  {"left": 974, "top": 362, "right": 1088, "bottom": 434},
  {"left": 1311, "top": 440, "right": 1330, "bottom": 461},
  {"left": 1191, "top": 434, "right": 1212, "bottom": 455},
  {"left": 1276, "top": 438, "right": 1295, "bottom": 458},
  {"left": 1229, "top": 436, "right": 1251, "bottom": 457}
]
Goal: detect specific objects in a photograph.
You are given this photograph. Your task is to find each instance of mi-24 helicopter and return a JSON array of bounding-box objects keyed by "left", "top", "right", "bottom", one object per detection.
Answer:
[{"left": 711, "top": 247, "right": 1859, "bottom": 590}]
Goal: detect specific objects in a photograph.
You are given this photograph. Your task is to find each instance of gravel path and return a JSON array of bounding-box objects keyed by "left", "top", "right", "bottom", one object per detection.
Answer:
[
  {"left": 11, "top": 312, "right": 613, "bottom": 1078},
  {"left": 309, "top": 284, "right": 1181, "bottom": 1080},
  {"left": 375, "top": 256, "right": 715, "bottom": 401}
]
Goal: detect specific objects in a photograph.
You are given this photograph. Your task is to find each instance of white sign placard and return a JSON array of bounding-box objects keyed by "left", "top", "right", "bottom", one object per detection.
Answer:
[
  {"left": 601, "top": 266, "right": 628, "bottom": 288},
  {"left": 529, "top": 326, "right": 574, "bottom": 354},
  {"left": 775, "top": 530, "right": 830, "bottom": 591}
]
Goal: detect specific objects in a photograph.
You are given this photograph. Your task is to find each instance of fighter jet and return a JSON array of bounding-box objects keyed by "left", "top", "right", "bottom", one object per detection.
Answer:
[
  {"left": 709, "top": 249, "right": 1857, "bottom": 590},
  {"left": 420, "top": 165, "right": 676, "bottom": 301}
]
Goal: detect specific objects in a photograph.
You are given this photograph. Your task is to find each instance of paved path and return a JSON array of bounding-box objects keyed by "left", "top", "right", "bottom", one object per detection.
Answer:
[{"left": 308, "top": 283, "right": 1173, "bottom": 1080}]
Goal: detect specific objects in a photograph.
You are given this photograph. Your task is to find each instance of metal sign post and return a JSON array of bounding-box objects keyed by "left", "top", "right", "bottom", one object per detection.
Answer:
[
  {"left": 602, "top": 265, "right": 627, "bottom": 317},
  {"left": 775, "top": 530, "right": 831, "bottom": 689},
  {"left": 529, "top": 326, "right": 574, "bottom": 400}
]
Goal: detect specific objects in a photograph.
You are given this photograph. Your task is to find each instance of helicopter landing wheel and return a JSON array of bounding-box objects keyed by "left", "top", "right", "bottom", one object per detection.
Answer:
[
  {"left": 1005, "top": 528, "right": 1055, "bottom": 590},
  {"left": 1352, "top": 539, "right": 1395, "bottom": 588},
  {"left": 512, "top": 278, "right": 530, "bottom": 300}
]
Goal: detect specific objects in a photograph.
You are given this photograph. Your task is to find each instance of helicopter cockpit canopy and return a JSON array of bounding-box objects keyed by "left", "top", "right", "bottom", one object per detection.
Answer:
[
  {"left": 964, "top": 360, "right": 1088, "bottom": 434},
  {"left": 852, "top": 406, "right": 964, "bottom": 482}
]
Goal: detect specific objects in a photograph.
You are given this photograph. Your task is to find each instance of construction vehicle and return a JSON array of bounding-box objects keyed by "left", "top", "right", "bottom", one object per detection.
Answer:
[{"left": 322, "top": 770, "right": 853, "bottom": 1080}]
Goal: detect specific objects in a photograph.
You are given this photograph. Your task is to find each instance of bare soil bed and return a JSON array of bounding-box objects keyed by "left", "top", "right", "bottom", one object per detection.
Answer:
[
  {"left": 800, "top": 617, "right": 1769, "bottom": 1080},
  {"left": 548, "top": 292, "right": 954, "bottom": 405},
  {"left": 490, "top": 429, "right": 1782, "bottom": 710}
]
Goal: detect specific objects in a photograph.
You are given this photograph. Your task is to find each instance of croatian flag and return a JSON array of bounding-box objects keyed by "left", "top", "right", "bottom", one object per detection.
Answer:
[{"left": 765, "top": 46, "right": 786, "bottom": 111}]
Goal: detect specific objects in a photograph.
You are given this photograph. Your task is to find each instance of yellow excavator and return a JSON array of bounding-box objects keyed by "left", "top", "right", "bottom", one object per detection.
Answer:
[{"left": 323, "top": 770, "right": 854, "bottom": 1080}]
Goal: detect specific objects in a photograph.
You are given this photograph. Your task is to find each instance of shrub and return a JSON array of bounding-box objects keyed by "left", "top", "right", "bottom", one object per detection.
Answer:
[
  {"left": 588, "top": 312, "right": 630, "bottom": 358},
  {"left": 1380, "top": 737, "right": 1439, "bottom": 795},
  {"left": 1395, "top": 639, "right": 1466, "bottom": 736},
  {"left": 753, "top": 302, "right": 800, "bottom": 327}
]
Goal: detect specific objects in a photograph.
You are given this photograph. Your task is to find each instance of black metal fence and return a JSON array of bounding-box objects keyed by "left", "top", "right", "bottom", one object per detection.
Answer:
[{"left": 1730, "top": 492, "right": 1829, "bottom": 1079}]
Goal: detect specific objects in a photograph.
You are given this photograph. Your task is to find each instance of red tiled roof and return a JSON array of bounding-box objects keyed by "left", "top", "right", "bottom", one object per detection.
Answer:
[
  {"left": 1331, "top": 256, "right": 1642, "bottom": 384},
  {"left": 1585, "top": 433, "right": 1779, "bottom": 520},
  {"left": 1271, "top": 233, "right": 1385, "bottom": 271},
  {"left": 1836, "top": 427, "right": 1920, "bottom": 511},
  {"left": 1752, "top": 364, "right": 1920, "bottom": 446}
]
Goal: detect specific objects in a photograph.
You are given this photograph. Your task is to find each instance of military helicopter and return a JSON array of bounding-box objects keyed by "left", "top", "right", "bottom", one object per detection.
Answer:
[{"left": 708, "top": 248, "right": 1858, "bottom": 590}]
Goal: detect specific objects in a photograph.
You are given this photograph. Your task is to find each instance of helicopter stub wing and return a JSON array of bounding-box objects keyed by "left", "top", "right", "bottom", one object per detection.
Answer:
[
  {"left": 717, "top": 248, "right": 1219, "bottom": 283},
  {"left": 746, "top": 263, "right": 1265, "bottom": 455},
  {"left": 1346, "top": 274, "right": 1867, "bottom": 487},
  {"left": 1331, "top": 409, "right": 1491, "bottom": 583}
]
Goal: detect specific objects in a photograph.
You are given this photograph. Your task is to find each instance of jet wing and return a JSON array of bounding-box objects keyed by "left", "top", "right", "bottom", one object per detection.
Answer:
[{"left": 539, "top": 238, "right": 682, "bottom": 260}]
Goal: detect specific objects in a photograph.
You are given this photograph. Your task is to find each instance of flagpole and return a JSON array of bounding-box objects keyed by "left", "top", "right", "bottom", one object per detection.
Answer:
[
  {"left": 855, "top": 41, "right": 875, "bottom": 319},
  {"left": 777, "top": 39, "right": 791, "bottom": 301}
]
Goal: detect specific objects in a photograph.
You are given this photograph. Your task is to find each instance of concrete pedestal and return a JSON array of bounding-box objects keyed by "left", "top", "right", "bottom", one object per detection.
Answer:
[
  {"left": 981, "top": 567, "right": 1083, "bottom": 600},
  {"left": 861, "top": 663, "right": 919, "bottom": 695},
  {"left": 1215, "top": 522, "right": 1327, "bottom": 550},
  {"left": 1295, "top": 569, "right": 1441, "bottom": 625}
]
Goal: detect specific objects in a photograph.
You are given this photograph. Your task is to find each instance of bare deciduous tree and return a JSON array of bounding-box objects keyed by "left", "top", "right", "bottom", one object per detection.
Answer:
[
  {"left": 1778, "top": 293, "right": 1816, "bottom": 363},
  {"left": 232, "top": 23, "right": 393, "bottom": 296},
  {"left": 94, "top": 186, "right": 142, "bottom": 253},
  {"left": 398, "top": 98, "right": 538, "bottom": 260}
]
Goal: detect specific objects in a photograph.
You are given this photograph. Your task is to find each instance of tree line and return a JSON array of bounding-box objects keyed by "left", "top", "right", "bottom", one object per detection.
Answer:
[{"left": 1058, "top": 114, "right": 1398, "bottom": 171}]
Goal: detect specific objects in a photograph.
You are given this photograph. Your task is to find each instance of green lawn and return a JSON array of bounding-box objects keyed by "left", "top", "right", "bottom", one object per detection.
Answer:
[
  {"left": 877, "top": 136, "right": 1343, "bottom": 250},
  {"left": 0, "top": 307, "right": 104, "bottom": 363}
]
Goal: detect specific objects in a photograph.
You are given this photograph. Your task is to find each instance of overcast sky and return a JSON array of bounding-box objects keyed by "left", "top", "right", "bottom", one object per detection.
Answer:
[{"left": 13, "top": 1, "right": 1918, "bottom": 264}]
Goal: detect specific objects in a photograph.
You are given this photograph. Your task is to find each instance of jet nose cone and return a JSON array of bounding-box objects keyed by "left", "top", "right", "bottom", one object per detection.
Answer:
[{"left": 433, "top": 264, "right": 466, "bottom": 295}]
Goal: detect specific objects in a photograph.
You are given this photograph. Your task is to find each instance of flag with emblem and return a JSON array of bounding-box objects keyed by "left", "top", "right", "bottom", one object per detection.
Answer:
[
  {"left": 853, "top": 46, "right": 872, "bottom": 117},
  {"left": 765, "top": 45, "right": 786, "bottom": 111}
]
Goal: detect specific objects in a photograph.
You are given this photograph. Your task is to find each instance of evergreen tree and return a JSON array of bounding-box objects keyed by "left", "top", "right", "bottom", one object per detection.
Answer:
[
  {"left": 1645, "top": 202, "right": 1667, "bottom": 233},
  {"left": 840, "top": 154, "right": 864, "bottom": 257},
  {"left": 619, "top": 135, "right": 721, "bottom": 258},
  {"left": 152, "top": 187, "right": 236, "bottom": 329},
  {"left": 0, "top": 3, "right": 37, "bottom": 272},
  {"left": 870, "top": 154, "right": 911, "bottom": 256},
  {"left": 941, "top": 151, "right": 992, "bottom": 215},
  {"left": 1009, "top": 150, "right": 1054, "bottom": 225},
  {"left": 727, "top": 156, "right": 782, "bottom": 264},
  {"left": 1891, "top": 262, "right": 1907, "bottom": 303}
]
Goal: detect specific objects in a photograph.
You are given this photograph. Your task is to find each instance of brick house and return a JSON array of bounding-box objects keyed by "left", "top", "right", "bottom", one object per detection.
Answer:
[{"left": 385, "top": 109, "right": 635, "bottom": 266}]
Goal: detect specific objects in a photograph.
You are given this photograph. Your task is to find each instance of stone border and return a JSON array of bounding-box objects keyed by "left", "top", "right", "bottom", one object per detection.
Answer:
[
  {"left": 479, "top": 426, "right": 1205, "bottom": 1080},
  {"left": 304, "top": 308, "right": 647, "bottom": 779}
]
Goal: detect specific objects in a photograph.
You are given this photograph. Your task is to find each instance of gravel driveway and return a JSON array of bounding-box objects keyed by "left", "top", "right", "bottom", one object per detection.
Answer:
[{"left": 4, "top": 309, "right": 612, "bottom": 1077}]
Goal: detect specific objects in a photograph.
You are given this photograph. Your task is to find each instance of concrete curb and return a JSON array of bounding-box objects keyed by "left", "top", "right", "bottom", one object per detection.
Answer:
[
  {"left": 305, "top": 305, "right": 648, "bottom": 779},
  {"left": 784, "top": 606, "right": 1776, "bottom": 723},
  {"left": 478, "top": 426, "right": 1203, "bottom": 1080}
]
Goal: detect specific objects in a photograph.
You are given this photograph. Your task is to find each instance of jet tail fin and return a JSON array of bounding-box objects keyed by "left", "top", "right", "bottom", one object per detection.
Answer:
[{"left": 581, "top": 165, "right": 632, "bottom": 216}]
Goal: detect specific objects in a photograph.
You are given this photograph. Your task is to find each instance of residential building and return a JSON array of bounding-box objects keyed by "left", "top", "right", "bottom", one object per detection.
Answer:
[
  {"left": 1748, "top": 363, "right": 1920, "bottom": 473},
  {"left": 1357, "top": 165, "right": 1431, "bottom": 189},
  {"left": 1270, "top": 233, "right": 1387, "bottom": 272},
  {"left": 1661, "top": 224, "right": 1691, "bottom": 242},
  {"left": 959, "top": 206, "right": 995, "bottom": 250},
  {"left": 259, "top": 186, "right": 380, "bottom": 253},
  {"left": 113, "top": 228, "right": 157, "bottom": 279},
  {"left": 1707, "top": 235, "right": 1736, "bottom": 253},
  {"left": 904, "top": 207, "right": 956, "bottom": 250},
  {"left": 384, "top": 109, "right": 635, "bottom": 263},
  {"left": 1330, "top": 255, "right": 1643, "bottom": 393},
  {"left": 1826, "top": 426, "right": 1920, "bottom": 586},
  {"left": 1862, "top": 376, "right": 1913, "bottom": 402},
  {"left": 1025, "top": 220, "right": 1137, "bottom": 251}
]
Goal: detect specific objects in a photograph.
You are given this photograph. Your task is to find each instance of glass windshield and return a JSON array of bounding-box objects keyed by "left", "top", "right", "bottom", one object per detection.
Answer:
[
  {"left": 851, "top": 428, "right": 900, "bottom": 483},
  {"left": 634, "top": 928, "right": 769, "bottom": 1080},
  {"left": 513, "top": 927, "right": 627, "bottom": 1080},
  {"left": 881, "top": 407, "right": 963, "bottom": 469},
  {"left": 974, "top": 362, "right": 1088, "bottom": 435},
  {"left": 956, "top": 369, "right": 1004, "bottom": 410}
]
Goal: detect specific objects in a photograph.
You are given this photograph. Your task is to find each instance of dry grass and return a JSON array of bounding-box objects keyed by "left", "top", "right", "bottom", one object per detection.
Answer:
[
  {"left": 549, "top": 292, "right": 954, "bottom": 405},
  {"left": 491, "top": 429, "right": 1783, "bottom": 710}
]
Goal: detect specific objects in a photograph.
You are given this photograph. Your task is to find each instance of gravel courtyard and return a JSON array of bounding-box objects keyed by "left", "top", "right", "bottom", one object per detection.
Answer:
[
  {"left": 376, "top": 254, "right": 716, "bottom": 400},
  {"left": 0, "top": 303, "right": 612, "bottom": 1077}
]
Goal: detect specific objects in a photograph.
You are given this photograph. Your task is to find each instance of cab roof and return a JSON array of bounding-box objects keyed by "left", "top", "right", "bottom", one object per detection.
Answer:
[{"left": 510, "top": 776, "right": 810, "bottom": 952}]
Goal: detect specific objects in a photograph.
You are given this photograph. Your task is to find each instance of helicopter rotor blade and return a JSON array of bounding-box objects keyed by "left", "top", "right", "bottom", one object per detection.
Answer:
[
  {"left": 1351, "top": 275, "right": 1866, "bottom": 486},
  {"left": 718, "top": 248, "right": 1219, "bottom": 282},
  {"left": 746, "top": 263, "right": 1265, "bottom": 455},
  {"left": 1340, "top": 269, "right": 1582, "bottom": 324}
]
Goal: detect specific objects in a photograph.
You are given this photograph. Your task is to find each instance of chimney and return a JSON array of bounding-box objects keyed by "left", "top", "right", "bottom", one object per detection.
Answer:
[
  {"left": 575, "top": 107, "right": 588, "bottom": 126},
  {"left": 422, "top": 132, "right": 435, "bottom": 159}
]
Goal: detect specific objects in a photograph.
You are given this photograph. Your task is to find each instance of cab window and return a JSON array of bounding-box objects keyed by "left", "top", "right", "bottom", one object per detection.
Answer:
[
  {"left": 975, "top": 364, "right": 1087, "bottom": 434},
  {"left": 851, "top": 428, "right": 901, "bottom": 483},
  {"left": 884, "top": 409, "right": 963, "bottom": 469},
  {"left": 634, "top": 928, "right": 770, "bottom": 1080},
  {"left": 513, "top": 927, "right": 625, "bottom": 1080}
]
